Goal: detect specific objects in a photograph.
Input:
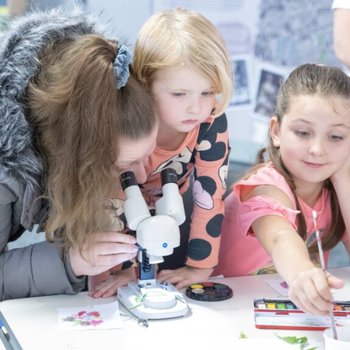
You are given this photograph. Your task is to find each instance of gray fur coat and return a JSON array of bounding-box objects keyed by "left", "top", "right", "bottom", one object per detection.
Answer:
[{"left": 0, "top": 8, "right": 105, "bottom": 300}]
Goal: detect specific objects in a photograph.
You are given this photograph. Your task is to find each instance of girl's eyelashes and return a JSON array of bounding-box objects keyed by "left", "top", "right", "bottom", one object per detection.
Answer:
[
  {"left": 170, "top": 91, "right": 215, "bottom": 97},
  {"left": 171, "top": 92, "right": 185, "bottom": 97},
  {"left": 294, "top": 129, "right": 345, "bottom": 142},
  {"left": 202, "top": 91, "right": 215, "bottom": 97},
  {"left": 329, "top": 134, "right": 344, "bottom": 142},
  {"left": 294, "top": 130, "right": 310, "bottom": 138}
]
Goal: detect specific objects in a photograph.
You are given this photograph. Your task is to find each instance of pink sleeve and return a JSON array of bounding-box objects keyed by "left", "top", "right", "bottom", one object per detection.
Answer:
[{"left": 238, "top": 195, "right": 300, "bottom": 236}]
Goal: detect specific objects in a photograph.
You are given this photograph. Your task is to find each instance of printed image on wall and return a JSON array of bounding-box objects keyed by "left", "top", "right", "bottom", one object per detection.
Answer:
[
  {"left": 255, "top": 0, "right": 339, "bottom": 67},
  {"left": 254, "top": 66, "right": 286, "bottom": 118},
  {"left": 230, "top": 55, "right": 253, "bottom": 109}
]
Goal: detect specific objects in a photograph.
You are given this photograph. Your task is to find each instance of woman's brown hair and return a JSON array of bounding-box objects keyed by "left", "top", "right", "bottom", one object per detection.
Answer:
[{"left": 27, "top": 34, "right": 156, "bottom": 249}]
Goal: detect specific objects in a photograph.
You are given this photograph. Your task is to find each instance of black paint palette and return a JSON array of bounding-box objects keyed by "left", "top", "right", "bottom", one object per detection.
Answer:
[{"left": 186, "top": 282, "right": 233, "bottom": 302}]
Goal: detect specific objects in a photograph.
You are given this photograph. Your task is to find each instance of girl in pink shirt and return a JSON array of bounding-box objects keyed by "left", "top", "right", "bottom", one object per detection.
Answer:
[{"left": 215, "top": 64, "right": 350, "bottom": 316}]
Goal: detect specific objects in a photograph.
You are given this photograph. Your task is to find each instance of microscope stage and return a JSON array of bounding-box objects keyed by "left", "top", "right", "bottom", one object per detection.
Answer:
[{"left": 118, "top": 281, "right": 189, "bottom": 320}]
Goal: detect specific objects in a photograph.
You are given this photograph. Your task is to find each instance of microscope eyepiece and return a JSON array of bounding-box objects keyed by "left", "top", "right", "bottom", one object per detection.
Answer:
[
  {"left": 161, "top": 168, "right": 177, "bottom": 186},
  {"left": 120, "top": 171, "right": 138, "bottom": 190}
]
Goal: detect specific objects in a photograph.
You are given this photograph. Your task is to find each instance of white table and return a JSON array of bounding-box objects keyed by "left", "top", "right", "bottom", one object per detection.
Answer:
[{"left": 0, "top": 267, "right": 349, "bottom": 350}]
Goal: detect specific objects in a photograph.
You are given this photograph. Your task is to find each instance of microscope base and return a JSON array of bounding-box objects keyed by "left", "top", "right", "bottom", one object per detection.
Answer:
[{"left": 118, "top": 281, "right": 189, "bottom": 320}]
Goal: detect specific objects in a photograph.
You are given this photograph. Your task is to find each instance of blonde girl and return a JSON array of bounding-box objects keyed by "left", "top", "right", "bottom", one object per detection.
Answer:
[{"left": 90, "top": 8, "right": 233, "bottom": 297}]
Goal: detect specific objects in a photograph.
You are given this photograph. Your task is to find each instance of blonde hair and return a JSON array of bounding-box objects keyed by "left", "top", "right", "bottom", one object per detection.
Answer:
[
  {"left": 257, "top": 64, "right": 350, "bottom": 253},
  {"left": 133, "top": 8, "right": 233, "bottom": 116},
  {"left": 27, "top": 34, "right": 156, "bottom": 249}
]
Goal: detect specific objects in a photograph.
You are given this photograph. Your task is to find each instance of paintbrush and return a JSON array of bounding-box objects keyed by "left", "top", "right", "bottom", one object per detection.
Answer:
[{"left": 312, "top": 210, "right": 338, "bottom": 339}]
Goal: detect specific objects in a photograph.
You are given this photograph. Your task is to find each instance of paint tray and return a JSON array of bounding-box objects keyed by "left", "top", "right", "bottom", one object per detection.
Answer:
[{"left": 254, "top": 298, "right": 350, "bottom": 331}]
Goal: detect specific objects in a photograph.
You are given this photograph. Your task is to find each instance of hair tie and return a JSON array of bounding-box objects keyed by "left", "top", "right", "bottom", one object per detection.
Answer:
[{"left": 113, "top": 44, "right": 131, "bottom": 89}]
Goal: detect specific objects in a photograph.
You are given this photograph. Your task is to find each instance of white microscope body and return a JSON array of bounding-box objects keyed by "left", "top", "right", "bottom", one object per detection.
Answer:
[{"left": 117, "top": 168, "right": 189, "bottom": 320}]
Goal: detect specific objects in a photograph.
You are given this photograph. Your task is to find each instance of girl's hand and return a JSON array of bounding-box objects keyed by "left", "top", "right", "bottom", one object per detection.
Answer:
[
  {"left": 69, "top": 232, "right": 138, "bottom": 277},
  {"left": 157, "top": 266, "right": 214, "bottom": 290},
  {"left": 88, "top": 267, "right": 137, "bottom": 298},
  {"left": 287, "top": 267, "right": 344, "bottom": 315}
]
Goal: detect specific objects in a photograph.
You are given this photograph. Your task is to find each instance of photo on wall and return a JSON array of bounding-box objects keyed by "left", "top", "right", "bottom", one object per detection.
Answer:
[
  {"left": 230, "top": 55, "right": 253, "bottom": 109},
  {"left": 254, "top": 63, "right": 287, "bottom": 118}
]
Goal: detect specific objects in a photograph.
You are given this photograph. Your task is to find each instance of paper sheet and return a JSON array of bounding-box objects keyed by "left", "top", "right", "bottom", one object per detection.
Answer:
[
  {"left": 263, "top": 277, "right": 289, "bottom": 296},
  {"left": 57, "top": 300, "right": 122, "bottom": 330}
]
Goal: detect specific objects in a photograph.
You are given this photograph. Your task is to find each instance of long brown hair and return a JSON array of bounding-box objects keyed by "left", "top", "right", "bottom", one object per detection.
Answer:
[
  {"left": 257, "top": 64, "right": 350, "bottom": 254},
  {"left": 27, "top": 34, "right": 156, "bottom": 249}
]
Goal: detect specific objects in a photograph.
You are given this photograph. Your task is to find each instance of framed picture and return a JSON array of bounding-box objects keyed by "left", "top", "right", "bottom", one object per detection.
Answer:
[
  {"left": 230, "top": 55, "right": 253, "bottom": 109},
  {"left": 254, "top": 64, "right": 286, "bottom": 117}
]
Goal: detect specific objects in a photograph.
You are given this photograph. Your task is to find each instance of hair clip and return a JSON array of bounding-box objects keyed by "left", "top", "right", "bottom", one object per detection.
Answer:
[{"left": 113, "top": 44, "right": 131, "bottom": 89}]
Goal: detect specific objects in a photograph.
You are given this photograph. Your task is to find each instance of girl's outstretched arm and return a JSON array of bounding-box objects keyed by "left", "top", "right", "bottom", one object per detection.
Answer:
[
  {"left": 248, "top": 185, "right": 343, "bottom": 315},
  {"left": 253, "top": 214, "right": 343, "bottom": 315}
]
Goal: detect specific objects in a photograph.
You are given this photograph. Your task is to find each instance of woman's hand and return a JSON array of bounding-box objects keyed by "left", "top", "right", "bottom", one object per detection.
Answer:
[
  {"left": 69, "top": 232, "right": 138, "bottom": 277},
  {"left": 157, "top": 266, "right": 214, "bottom": 290}
]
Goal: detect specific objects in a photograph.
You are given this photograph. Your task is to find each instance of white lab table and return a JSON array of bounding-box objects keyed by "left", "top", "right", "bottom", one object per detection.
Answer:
[{"left": 0, "top": 267, "right": 349, "bottom": 350}]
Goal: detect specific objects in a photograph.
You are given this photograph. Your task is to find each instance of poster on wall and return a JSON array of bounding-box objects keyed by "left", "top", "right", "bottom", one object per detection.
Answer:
[
  {"left": 230, "top": 55, "right": 254, "bottom": 109},
  {"left": 253, "top": 62, "right": 289, "bottom": 119}
]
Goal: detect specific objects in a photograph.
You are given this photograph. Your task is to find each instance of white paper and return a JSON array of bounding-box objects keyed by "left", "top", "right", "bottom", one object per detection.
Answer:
[
  {"left": 57, "top": 301, "right": 122, "bottom": 331},
  {"left": 264, "top": 277, "right": 289, "bottom": 296}
]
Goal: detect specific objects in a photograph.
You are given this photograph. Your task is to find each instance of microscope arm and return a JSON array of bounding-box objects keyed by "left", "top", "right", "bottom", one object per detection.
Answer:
[{"left": 120, "top": 168, "right": 185, "bottom": 285}]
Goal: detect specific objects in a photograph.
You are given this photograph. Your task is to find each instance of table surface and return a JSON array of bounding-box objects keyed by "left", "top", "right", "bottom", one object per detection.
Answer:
[{"left": 0, "top": 266, "right": 349, "bottom": 350}]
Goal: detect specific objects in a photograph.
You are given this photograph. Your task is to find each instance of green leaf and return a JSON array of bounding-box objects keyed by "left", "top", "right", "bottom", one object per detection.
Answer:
[
  {"left": 275, "top": 334, "right": 314, "bottom": 349},
  {"left": 278, "top": 336, "right": 297, "bottom": 344},
  {"left": 239, "top": 331, "right": 248, "bottom": 339},
  {"left": 276, "top": 335, "right": 307, "bottom": 344}
]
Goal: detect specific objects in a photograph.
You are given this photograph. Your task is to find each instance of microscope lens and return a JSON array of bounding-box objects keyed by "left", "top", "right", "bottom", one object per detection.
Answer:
[
  {"left": 161, "top": 168, "right": 177, "bottom": 185},
  {"left": 120, "top": 171, "right": 138, "bottom": 190}
]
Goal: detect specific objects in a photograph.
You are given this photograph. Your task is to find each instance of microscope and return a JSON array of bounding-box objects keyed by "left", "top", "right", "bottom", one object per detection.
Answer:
[{"left": 117, "top": 168, "right": 189, "bottom": 320}]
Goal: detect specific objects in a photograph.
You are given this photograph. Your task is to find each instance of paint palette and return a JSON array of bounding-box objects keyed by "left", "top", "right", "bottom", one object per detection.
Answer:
[
  {"left": 254, "top": 298, "right": 350, "bottom": 331},
  {"left": 186, "top": 282, "right": 233, "bottom": 302}
]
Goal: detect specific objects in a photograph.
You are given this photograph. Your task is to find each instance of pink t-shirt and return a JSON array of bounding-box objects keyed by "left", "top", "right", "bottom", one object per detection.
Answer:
[{"left": 214, "top": 163, "right": 348, "bottom": 277}]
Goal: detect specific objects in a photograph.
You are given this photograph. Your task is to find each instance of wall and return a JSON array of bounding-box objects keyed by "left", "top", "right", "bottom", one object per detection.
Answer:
[{"left": 87, "top": 0, "right": 152, "bottom": 45}]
